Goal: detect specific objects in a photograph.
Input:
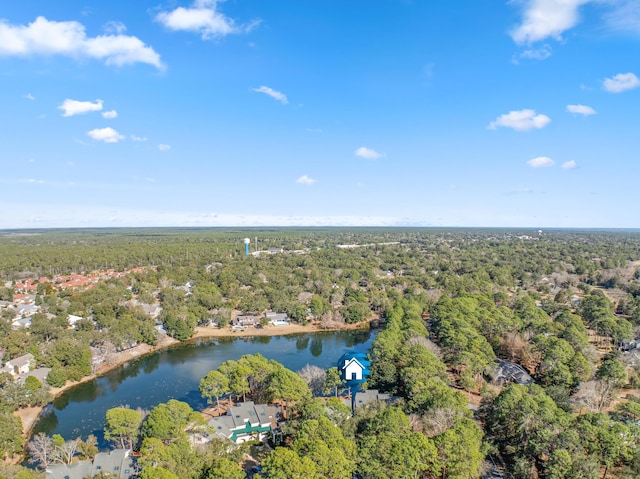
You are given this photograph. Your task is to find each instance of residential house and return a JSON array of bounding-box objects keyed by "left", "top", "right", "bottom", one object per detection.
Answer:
[
  {"left": 16, "top": 303, "right": 39, "bottom": 318},
  {"left": 342, "top": 389, "right": 394, "bottom": 409},
  {"left": 46, "top": 449, "right": 137, "bottom": 479},
  {"left": 233, "top": 315, "right": 259, "bottom": 327},
  {"left": 2, "top": 353, "right": 34, "bottom": 378},
  {"left": 67, "top": 315, "right": 84, "bottom": 328},
  {"left": 11, "top": 315, "right": 32, "bottom": 329},
  {"left": 19, "top": 367, "right": 51, "bottom": 385},
  {"left": 207, "top": 401, "right": 280, "bottom": 444},
  {"left": 489, "top": 359, "right": 534, "bottom": 386},
  {"left": 140, "top": 303, "right": 162, "bottom": 319},
  {"left": 264, "top": 312, "right": 289, "bottom": 326}
]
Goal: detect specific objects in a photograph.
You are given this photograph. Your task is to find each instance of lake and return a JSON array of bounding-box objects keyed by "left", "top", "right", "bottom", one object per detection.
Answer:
[{"left": 32, "top": 329, "right": 375, "bottom": 447}]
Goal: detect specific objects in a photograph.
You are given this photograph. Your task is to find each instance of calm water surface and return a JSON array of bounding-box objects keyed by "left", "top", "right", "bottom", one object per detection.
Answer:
[{"left": 33, "top": 330, "right": 374, "bottom": 447}]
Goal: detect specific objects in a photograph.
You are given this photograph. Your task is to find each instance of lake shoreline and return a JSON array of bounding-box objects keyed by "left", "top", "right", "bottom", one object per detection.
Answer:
[{"left": 15, "top": 319, "right": 372, "bottom": 449}]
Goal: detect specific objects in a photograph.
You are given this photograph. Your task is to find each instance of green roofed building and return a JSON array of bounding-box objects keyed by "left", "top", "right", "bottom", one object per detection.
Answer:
[{"left": 207, "top": 401, "right": 280, "bottom": 444}]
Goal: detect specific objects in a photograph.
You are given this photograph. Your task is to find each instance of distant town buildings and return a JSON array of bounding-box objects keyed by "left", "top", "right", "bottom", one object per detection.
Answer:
[{"left": 0, "top": 267, "right": 153, "bottom": 331}]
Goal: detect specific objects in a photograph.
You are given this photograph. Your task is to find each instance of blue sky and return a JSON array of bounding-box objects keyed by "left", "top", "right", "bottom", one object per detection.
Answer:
[{"left": 1, "top": 0, "right": 639, "bottom": 228}]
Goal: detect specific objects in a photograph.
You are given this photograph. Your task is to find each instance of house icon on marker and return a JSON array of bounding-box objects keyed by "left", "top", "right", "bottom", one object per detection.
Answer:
[
  {"left": 342, "top": 357, "right": 366, "bottom": 382},
  {"left": 338, "top": 351, "right": 370, "bottom": 385}
]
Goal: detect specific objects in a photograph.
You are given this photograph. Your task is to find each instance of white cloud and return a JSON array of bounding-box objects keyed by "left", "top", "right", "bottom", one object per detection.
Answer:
[
  {"left": 355, "top": 146, "right": 384, "bottom": 160},
  {"left": 0, "top": 16, "right": 163, "bottom": 69},
  {"left": 87, "top": 127, "right": 124, "bottom": 143},
  {"left": 59, "top": 99, "right": 103, "bottom": 117},
  {"left": 104, "top": 21, "right": 127, "bottom": 35},
  {"left": 131, "top": 135, "right": 147, "bottom": 142},
  {"left": 296, "top": 175, "right": 317, "bottom": 185},
  {"left": 156, "top": 0, "right": 259, "bottom": 40},
  {"left": 519, "top": 45, "right": 552, "bottom": 60},
  {"left": 566, "top": 104, "right": 596, "bottom": 115},
  {"left": 102, "top": 109, "right": 118, "bottom": 119},
  {"left": 158, "top": 144, "right": 171, "bottom": 151},
  {"left": 23, "top": 93, "right": 35, "bottom": 100},
  {"left": 562, "top": 160, "right": 577, "bottom": 169},
  {"left": 603, "top": 72, "right": 640, "bottom": 93},
  {"left": 603, "top": 0, "right": 640, "bottom": 34},
  {"left": 252, "top": 86, "right": 288, "bottom": 104},
  {"left": 511, "top": 0, "right": 591, "bottom": 44},
  {"left": 489, "top": 109, "right": 551, "bottom": 131},
  {"left": 527, "top": 156, "right": 555, "bottom": 168}
]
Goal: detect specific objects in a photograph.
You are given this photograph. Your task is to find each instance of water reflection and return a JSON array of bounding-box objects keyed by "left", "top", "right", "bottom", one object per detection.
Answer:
[
  {"left": 33, "top": 329, "right": 375, "bottom": 448},
  {"left": 296, "top": 336, "right": 310, "bottom": 351},
  {"left": 344, "top": 330, "right": 372, "bottom": 348},
  {"left": 35, "top": 405, "right": 58, "bottom": 433},
  {"left": 142, "top": 353, "right": 161, "bottom": 374},
  {"left": 310, "top": 339, "right": 323, "bottom": 357}
]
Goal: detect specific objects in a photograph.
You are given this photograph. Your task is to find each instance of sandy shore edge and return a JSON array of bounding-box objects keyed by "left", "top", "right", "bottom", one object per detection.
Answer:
[{"left": 14, "top": 320, "right": 372, "bottom": 445}]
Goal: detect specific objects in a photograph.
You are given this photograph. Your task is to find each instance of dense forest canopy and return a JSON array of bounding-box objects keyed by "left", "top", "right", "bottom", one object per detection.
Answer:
[{"left": 2, "top": 227, "right": 640, "bottom": 478}]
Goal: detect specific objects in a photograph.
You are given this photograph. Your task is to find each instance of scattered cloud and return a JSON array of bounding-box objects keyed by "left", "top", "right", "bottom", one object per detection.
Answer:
[
  {"left": 562, "top": 160, "right": 577, "bottom": 169},
  {"left": 59, "top": 98, "right": 103, "bottom": 117},
  {"left": 102, "top": 109, "right": 118, "bottom": 119},
  {"left": 519, "top": 45, "right": 552, "bottom": 61},
  {"left": 527, "top": 156, "right": 555, "bottom": 168},
  {"left": 24, "top": 178, "right": 46, "bottom": 184},
  {"left": 296, "top": 175, "right": 317, "bottom": 185},
  {"left": 355, "top": 146, "right": 384, "bottom": 160},
  {"left": 158, "top": 144, "right": 171, "bottom": 151},
  {"left": 603, "top": 0, "right": 640, "bottom": 34},
  {"left": 489, "top": 109, "right": 551, "bottom": 131},
  {"left": 251, "top": 86, "right": 288, "bottom": 104},
  {"left": 510, "top": 0, "right": 591, "bottom": 44},
  {"left": 0, "top": 16, "right": 163, "bottom": 68},
  {"left": 103, "top": 21, "right": 127, "bottom": 35},
  {"left": 156, "top": 0, "right": 260, "bottom": 40},
  {"left": 603, "top": 72, "right": 640, "bottom": 93},
  {"left": 566, "top": 104, "right": 596, "bottom": 116},
  {"left": 87, "top": 127, "right": 124, "bottom": 143},
  {"left": 131, "top": 135, "right": 147, "bottom": 142},
  {"left": 23, "top": 93, "right": 35, "bottom": 100}
]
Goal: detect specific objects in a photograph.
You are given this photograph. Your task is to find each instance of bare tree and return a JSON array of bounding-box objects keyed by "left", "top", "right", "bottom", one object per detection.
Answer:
[
  {"left": 422, "top": 408, "right": 462, "bottom": 438},
  {"left": 408, "top": 413, "right": 423, "bottom": 433},
  {"left": 27, "top": 433, "right": 54, "bottom": 470},
  {"left": 572, "top": 379, "right": 618, "bottom": 412},
  {"left": 53, "top": 438, "right": 82, "bottom": 465},
  {"left": 298, "top": 364, "right": 326, "bottom": 396}
]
